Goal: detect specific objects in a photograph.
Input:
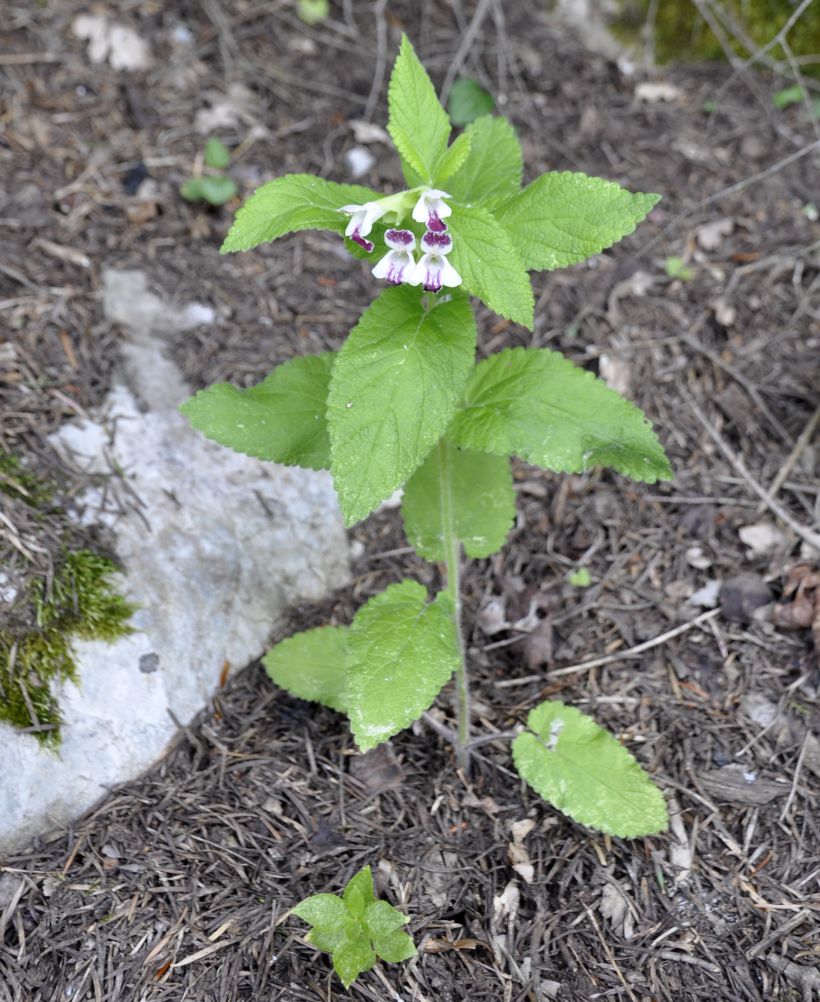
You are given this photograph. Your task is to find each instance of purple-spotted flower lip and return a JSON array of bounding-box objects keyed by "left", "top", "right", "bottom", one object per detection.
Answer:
[
  {"left": 406, "top": 243, "right": 461, "bottom": 294},
  {"left": 420, "top": 231, "right": 452, "bottom": 254},
  {"left": 339, "top": 200, "right": 390, "bottom": 253},
  {"left": 412, "top": 188, "right": 453, "bottom": 231},
  {"left": 372, "top": 230, "right": 416, "bottom": 286},
  {"left": 384, "top": 228, "right": 416, "bottom": 249}
]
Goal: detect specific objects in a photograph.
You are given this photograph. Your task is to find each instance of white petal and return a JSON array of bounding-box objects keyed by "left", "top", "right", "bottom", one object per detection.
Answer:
[
  {"left": 440, "top": 259, "right": 462, "bottom": 287},
  {"left": 371, "top": 253, "right": 392, "bottom": 279},
  {"left": 411, "top": 195, "right": 428, "bottom": 224},
  {"left": 404, "top": 258, "right": 424, "bottom": 286}
]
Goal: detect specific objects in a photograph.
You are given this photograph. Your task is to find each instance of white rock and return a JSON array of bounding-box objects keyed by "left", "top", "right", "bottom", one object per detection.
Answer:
[{"left": 0, "top": 273, "right": 350, "bottom": 854}]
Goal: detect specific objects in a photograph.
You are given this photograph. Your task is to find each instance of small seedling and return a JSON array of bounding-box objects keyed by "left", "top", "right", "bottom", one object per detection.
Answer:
[
  {"left": 183, "top": 36, "right": 671, "bottom": 849},
  {"left": 665, "top": 255, "right": 693, "bottom": 281},
  {"left": 292, "top": 866, "right": 415, "bottom": 989},
  {"left": 297, "top": 0, "right": 329, "bottom": 25},
  {"left": 568, "top": 567, "right": 592, "bottom": 587},
  {"left": 180, "top": 137, "right": 238, "bottom": 207}
]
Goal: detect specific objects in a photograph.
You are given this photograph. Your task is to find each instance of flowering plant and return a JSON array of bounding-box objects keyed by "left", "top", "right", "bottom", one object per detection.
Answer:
[{"left": 183, "top": 37, "right": 673, "bottom": 852}]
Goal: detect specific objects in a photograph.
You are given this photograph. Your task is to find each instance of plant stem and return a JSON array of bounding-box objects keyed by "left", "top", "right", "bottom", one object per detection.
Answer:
[{"left": 436, "top": 439, "right": 471, "bottom": 772}]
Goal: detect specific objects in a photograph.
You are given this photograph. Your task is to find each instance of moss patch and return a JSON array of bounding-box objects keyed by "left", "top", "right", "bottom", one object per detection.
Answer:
[
  {"left": 612, "top": 0, "right": 820, "bottom": 76},
  {"left": 1, "top": 452, "right": 132, "bottom": 745},
  {"left": 1, "top": 549, "right": 134, "bottom": 747}
]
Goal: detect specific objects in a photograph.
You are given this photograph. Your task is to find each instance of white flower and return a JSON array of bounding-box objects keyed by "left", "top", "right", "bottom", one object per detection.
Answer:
[
  {"left": 407, "top": 231, "right": 461, "bottom": 293},
  {"left": 339, "top": 200, "right": 389, "bottom": 252},
  {"left": 411, "top": 188, "right": 452, "bottom": 232},
  {"left": 371, "top": 229, "right": 417, "bottom": 285}
]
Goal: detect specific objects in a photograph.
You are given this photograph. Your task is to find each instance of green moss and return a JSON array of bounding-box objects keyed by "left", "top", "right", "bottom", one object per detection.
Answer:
[
  {"left": 1, "top": 550, "right": 134, "bottom": 748},
  {"left": 612, "top": 0, "right": 820, "bottom": 77},
  {"left": 0, "top": 449, "right": 55, "bottom": 507}
]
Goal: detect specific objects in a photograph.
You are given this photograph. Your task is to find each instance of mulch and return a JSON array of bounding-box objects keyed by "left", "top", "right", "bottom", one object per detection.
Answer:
[{"left": 1, "top": 1, "right": 818, "bottom": 1000}]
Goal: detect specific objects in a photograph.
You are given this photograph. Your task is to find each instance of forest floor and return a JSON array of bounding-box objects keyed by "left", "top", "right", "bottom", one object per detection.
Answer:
[{"left": 1, "top": 1, "right": 819, "bottom": 1000}]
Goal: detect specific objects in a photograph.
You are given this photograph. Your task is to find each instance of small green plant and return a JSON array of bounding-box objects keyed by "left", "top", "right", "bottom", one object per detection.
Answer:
[
  {"left": 665, "top": 255, "right": 694, "bottom": 281},
  {"left": 183, "top": 37, "right": 671, "bottom": 850},
  {"left": 291, "top": 865, "right": 415, "bottom": 988},
  {"left": 297, "top": 0, "right": 329, "bottom": 25},
  {"left": 568, "top": 566, "right": 592, "bottom": 587},
  {"left": 181, "top": 137, "right": 238, "bottom": 207}
]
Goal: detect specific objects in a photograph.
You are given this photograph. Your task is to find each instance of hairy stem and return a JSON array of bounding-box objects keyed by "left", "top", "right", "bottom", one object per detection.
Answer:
[{"left": 436, "top": 438, "right": 470, "bottom": 772}]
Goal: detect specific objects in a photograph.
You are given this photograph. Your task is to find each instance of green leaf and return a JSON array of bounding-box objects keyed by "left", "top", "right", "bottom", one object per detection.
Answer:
[
  {"left": 567, "top": 567, "right": 591, "bottom": 588},
  {"left": 448, "top": 78, "right": 495, "bottom": 126},
  {"left": 434, "top": 131, "right": 472, "bottom": 185},
  {"left": 221, "top": 174, "right": 380, "bottom": 253},
  {"left": 512, "top": 700, "right": 668, "bottom": 837},
  {"left": 365, "top": 900, "right": 410, "bottom": 939},
  {"left": 307, "top": 922, "right": 351, "bottom": 954},
  {"left": 297, "top": 0, "right": 329, "bottom": 25},
  {"left": 204, "top": 137, "right": 231, "bottom": 169},
  {"left": 388, "top": 35, "right": 451, "bottom": 184},
  {"left": 347, "top": 581, "right": 460, "bottom": 751},
  {"left": 263, "top": 626, "right": 347, "bottom": 712},
  {"left": 197, "top": 175, "right": 238, "bottom": 206},
  {"left": 449, "top": 348, "right": 672, "bottom": 483},
  {"left": 343, "top": 866, "right": 375, "bottom": 919},
  {"left": 180, "top": 178, "right": 205, "bottom": 201},
  {"left": 327, "top": 286, "right": 476, "bottom": 525},
  {"left": 664, "top": 256, "right": 693, "bottom": 281},
  {"left": 447, "top": 203, "right": 534, "bottom": 329},
  {"left": 293, "top": 893, "right": 349, "bottom": 928},
  {"left": 373, "top": 930, "right": 417, "bottom": 963},
  {"left": 772, "top": 84, "right": 805, "bottom": 109},
  {"left": 181, "top": 353, "right": 334, "bottom": 470},
  {"left": 333, "top": 927, "right": 376, "bottom": 989},
  {"left": 402, "top": 441, "right": 515, "bottom": 561},
  {"left": 445, "top": 116, "right": 523, "bottom": 208},
  {"left": 495, "top": 171, "right": 661, "bottom": 271}
]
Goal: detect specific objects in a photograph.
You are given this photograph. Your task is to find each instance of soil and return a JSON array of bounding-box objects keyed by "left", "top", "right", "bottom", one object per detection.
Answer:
[{"left": 1, "top": 2, "right": 819, "bottom": 1001}]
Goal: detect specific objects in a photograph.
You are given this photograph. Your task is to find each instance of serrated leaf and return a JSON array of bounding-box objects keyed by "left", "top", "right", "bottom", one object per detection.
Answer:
[
  {"left": 327, "top": 286, "right": 476, "bottom": 525},
  {"left": 495, "top": 171, "right": 660, "bottom": 271},
  {"left": 365, "top": 900, "right": 410, "bottom": 939},
  {"left": 307, "top": 923, "right": 351, "bottom": 954},
  {"left": 263, "top": 626, "right": 347, "bottom": 712},
  {"left": 343, "top": 866, "right": 375, "bottom": 918},
  {"left": 445, "top": 116, "right": 523, "bottom": 208},
  {"left": 434, "top": 131, "right": 471, "bottom": 185},
  {"left": 181, "top": 353, "right": 334, "bottom": 470},
  {"left": 347, "top": 581, "right": 460, "bottom": 751},
  {"left": 204, "top": 136, "right": 231, "bottom": 169},
  {"left": 293, "top": 893, "right": 349, "bottom": 928},
  {"left": 449, "top": 348, "right": 672, "bottom": 483},
  {"left": 220, "top": 174, "right": 380, "bottom": 253},
  {"left": 402, "top": 441, "right": 515, "bottom": 561},
  {"left": 388, "top": 35, "right": 451, "bottom": 184},
  {"left": 447, "top": 203, "right": 534, "bottom": 329},
  {"left": 373, "top": 930, "right": 417, "bottom": 963},
  {"left": 512, "top": 701, "right": 668, "bottom": 837},
  {"left": 333, "top": 927, "right": 376, "bottom": 989},
  {"left": 448, "top": 78, "right": 495, "bottom": 126}
]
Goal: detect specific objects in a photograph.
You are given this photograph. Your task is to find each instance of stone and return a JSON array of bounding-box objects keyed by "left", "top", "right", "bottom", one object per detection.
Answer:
[{"left": 0, "top": 270, "right": 350, "bottom": 855}]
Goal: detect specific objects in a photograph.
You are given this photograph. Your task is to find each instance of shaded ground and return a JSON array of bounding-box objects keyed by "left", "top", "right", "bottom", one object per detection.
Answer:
[{"left": 1, "top": 1, "right": 819, "bottom": 1000}]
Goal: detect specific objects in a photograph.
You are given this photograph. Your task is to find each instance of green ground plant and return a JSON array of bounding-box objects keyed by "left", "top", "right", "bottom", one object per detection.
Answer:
[{"left": 183, "top": 36, "right": 674, "bottom": 986}]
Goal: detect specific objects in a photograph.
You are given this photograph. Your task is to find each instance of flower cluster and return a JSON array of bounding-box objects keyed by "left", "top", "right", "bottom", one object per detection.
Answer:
[{"left": 341, "top": 188, "right": 461, "bottom": 294}]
